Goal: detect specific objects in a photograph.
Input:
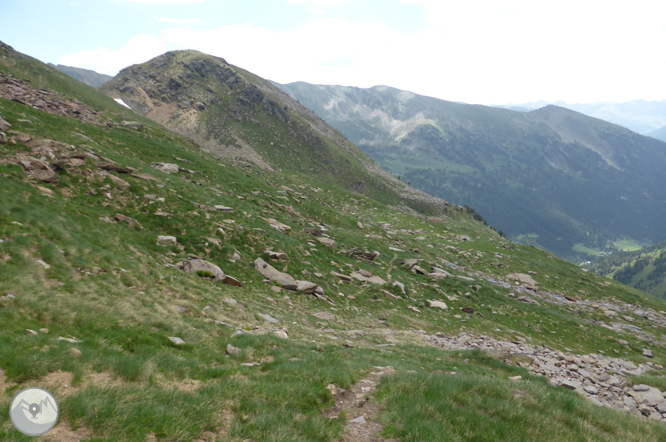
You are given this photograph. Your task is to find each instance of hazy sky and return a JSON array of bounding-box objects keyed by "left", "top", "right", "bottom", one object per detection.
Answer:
[{"left": 2, "top": 0, "right": 665, "bottom": 105}]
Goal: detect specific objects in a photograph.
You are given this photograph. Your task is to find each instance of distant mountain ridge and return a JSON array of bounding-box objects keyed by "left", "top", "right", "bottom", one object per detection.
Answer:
[
  {"left": 48, "top": 63, "right": 112, "bottom": 88},
  {"left": 494, "top": 100, "right": 666, "bottom": 134},
  {"left": 274, "top": 81, "right": 666, "bottom": 261},
  {"left": 646, "top": 125, "right": 666, "bottom": 143}
]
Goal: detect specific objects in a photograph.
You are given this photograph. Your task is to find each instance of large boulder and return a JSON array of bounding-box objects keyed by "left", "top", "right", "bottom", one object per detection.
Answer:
[
  {"left": 507, "top": 273, "right": 538, "bottom": 285},
  {"left": 253, "top": 258, "right": 297, "bottom": 289},
  {"left": 152, "top": 162, "right": 180, "bottom": 174},
  {"left": 178, "top": 258, "right": 226, "bottom": 282},
  {"left": 629, "top": 385, "right": 664, "bottom": 406}
]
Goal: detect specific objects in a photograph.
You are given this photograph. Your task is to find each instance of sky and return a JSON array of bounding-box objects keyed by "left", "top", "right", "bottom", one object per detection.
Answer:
[{"left": 2, "top": 0, "right": 666, "bottom": 105}]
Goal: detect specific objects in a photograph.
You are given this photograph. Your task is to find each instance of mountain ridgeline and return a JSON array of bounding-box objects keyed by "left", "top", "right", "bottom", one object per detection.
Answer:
[
  {"left": 48, "top": 63, "right": 113, "bottom": 88},
  {"left": 494, "top": 100, "right": 666, "bottom": 135},
  {"left": 99, "top": 51, "right": 446, "bottom": 214},
  {"left": 274, "top": 82, "right": 666, "bottom": 262}
]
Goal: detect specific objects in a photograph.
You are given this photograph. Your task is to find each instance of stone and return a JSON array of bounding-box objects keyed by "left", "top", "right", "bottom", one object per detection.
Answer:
[
  {"left": 643, "top": 349, "right": 654, "bottom": 358},
  {"left": 330, "top": 271, "right": 353, "bottom": 281},
  {"left": 517, "top": 296, "right": 540, "bottom": 305},
  {"left": 428, "top": 273, "right": 449, "bottom": 280},
  {"left": 226, "top": 344, "right": 242, "bottom": 356},
  {"left": 30, "top": 169, "right": 58, "bottom": 183},
  {"left": 315, "top": 237, "right": 337, "bottom": 248},
  {"left": 427, "top": 300, "right": 448, "bottom": 310},
  {"left": 168, "top": 337, "right": 185, "bottom": 346},
  {"left": 649, "top": 411, "right": 662, "bottom": 421},
  {"left": 313, "top": 312, "right": 336, "bottom": 321},
  {"left": 618, "top": 339, "right": 629, "bottom": 346},
  {"left": 561, "top": 380, "right": 581, "bottom": 390},
  {"left": 403, "top": 259, "right": 419, "bottom": 269},
  {"left": 214, "top": 205, "right": 234, "bottom": 212},
  {"left": 121, "top": 121, "right": 144, "bottom": 130},
  {"left": 656, "top": 401, "right": 666, "bottom": 413},
  {"left": 411, "top": 265, "right": 428, "bottom": 275},
  {"left": 177, "top": 259, "right": 226, "bottom": 283},
  {"left": 266, "top": 250, "right": 287, "bottom": 260},
  {"left": 392, "top": 281, "right": 406, "bottom": 294},
  {"left": 350, "top": 272, "right": 387, "bottom": 285},
  {"left": 349, "top": 248, "right": 378, "bottom": 260},
  {"left": 36, "top": 186, "right": 54, "bottom": 195},
  {"left": 115, "top": 213, "right": 142, "bottom": 229},
  {"left": 296, "top": 280, "right": 318, "bottom": 294},
  {"left": 408, "top": 305, "right": 422, "bottom": 313},
  {"left": 224, "top": 275, "right": 243, "bottom": 287},
  {"left": 104, "top": 173, "right": 129, "bottom": 188},
  {"left": 70, "top": 348, "right": 82, "bottom": 358},
  {"left": 624, "top": 396, "right": 637, "bottom": 409},
  {"left": 58, "top": 337, "right": 82, "bottom": 344},
  {"left": 357, "top": 222, "right": 364, "bottom": 229},
  {"left": 26, "top": 329, "right": 38, "bottom": 335},
  {"left": 254, "top": 258, "right": 297, "bottom": 289},
  {"left": 261, "top": 217, "right": 291, "bottom": 231},
  {"left": 259, "top": 313, "right": 279, "bottom": 323},
  {"left": 638, "top": 404, "right": 651, "bottom": 416},
  {"left": 274, "top": 330, "right": 289, "bottom": 339},
  {"left": 152, "top": 162, "right": 179, "bottom": 174},
  {"left": 509, "top": 375, "right": 522, "bottom": 381},
  {"left": 349, "top": 416, "right": 366, "bottom": 424},
  {"left": 157, "top": 235, "right": 177, "bottom": 246},
  {"left": 629, "top": 386, "right": 664, "bottom": 406},
  {"left": 583, "top": 385, "right": 599, "bottom": 395},
  {"left": 507, "top": 273, "right": 538, "bottom": 285}
]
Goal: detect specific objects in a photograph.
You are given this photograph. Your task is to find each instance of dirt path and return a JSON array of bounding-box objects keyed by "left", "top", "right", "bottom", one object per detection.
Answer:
[{"left": 326, "top": 366, "right": 397, "bottom": 442}]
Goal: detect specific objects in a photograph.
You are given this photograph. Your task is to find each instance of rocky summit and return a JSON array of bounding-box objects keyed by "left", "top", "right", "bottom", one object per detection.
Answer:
[{"left": 2, "top": 40, "right": 666, "bottom": 441}]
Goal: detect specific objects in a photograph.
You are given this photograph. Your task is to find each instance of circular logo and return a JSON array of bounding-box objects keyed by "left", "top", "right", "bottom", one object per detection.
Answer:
[{"left": 9, "top": 387, "right": 59, "bottom": 436}]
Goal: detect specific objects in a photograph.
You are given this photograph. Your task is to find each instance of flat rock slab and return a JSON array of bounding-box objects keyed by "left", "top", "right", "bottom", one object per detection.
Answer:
[
  {"left": 254, "top": 258, "right": 297, "bottom": 289},
  {"left": 259, "top": 313, "right": 279, "bottom": 323}
]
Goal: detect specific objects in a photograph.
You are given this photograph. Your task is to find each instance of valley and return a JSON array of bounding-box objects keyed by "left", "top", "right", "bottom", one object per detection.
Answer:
[{"left": 275, "top": 82, "right": 666, "bottom": 263}]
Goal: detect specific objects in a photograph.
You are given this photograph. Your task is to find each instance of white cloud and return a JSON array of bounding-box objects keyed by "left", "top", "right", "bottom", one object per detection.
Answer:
[
  {"left": 127, "top": 0, "right": 205, "bottom": 3},
  {"left": 152, "top": 16, "right": 199, "bottom": 24},
  {"left": 59, "top": 35, "right": 171, "bottom": 75},
  {"left": 58, "top": 1, "right": 666, "bottom": 104},
  {"left": 286, "top": 0, "right": 357, "bottom": 13}
]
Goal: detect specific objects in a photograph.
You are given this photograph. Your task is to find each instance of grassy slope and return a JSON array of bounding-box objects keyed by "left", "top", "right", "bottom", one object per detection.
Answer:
[{"left": 2, "top": 48, "right": 666, "bottom": 441}]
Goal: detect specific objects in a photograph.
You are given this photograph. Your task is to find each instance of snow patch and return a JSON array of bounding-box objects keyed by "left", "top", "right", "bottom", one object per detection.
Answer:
[{"left": 114, "top": 98, "right": 131, "bottom": 109}]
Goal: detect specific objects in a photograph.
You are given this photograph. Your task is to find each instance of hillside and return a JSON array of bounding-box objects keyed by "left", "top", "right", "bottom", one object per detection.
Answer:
[
  {"left": 647, "top": 125, "right": 666, "bottom": 143},
  {"left": 274, "top": 82, "right": 666, "bottom": 262},
  {"left": 591, "top": 242, "right": 666, "bottom": 299},
  {"left": 99, "top": 51, "right": 445, "bottom": 216},
  {"left": 4, "top": 41, "right": 666, "bottom": 440},
  {"left": 48, "top": 64, "right": 113, "bottom": 88}
]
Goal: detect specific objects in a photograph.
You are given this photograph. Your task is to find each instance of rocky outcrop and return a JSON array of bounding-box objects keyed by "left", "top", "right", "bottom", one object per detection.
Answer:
[{"left": 425, "top": 332, "right": 666, "bottom": 421}]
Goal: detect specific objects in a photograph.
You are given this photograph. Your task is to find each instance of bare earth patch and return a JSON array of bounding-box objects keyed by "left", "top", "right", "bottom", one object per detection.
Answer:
[
  {"left": 40, "top": 421, "right": 93, "bottom": 442},
  {"left": 325, "top": 366, "right": 397, "bottom": 442}
]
